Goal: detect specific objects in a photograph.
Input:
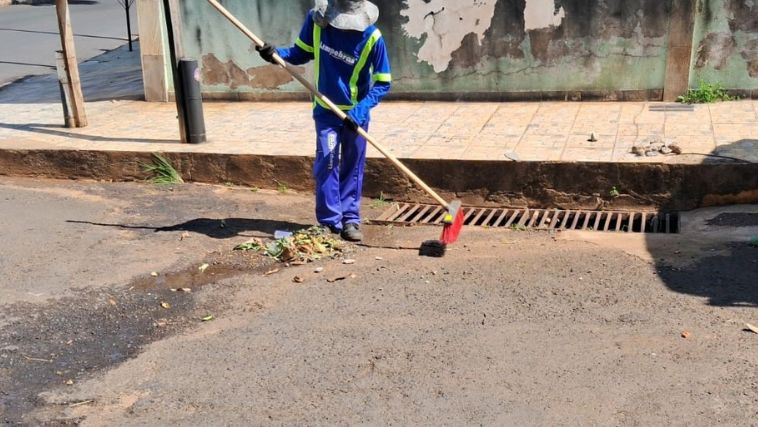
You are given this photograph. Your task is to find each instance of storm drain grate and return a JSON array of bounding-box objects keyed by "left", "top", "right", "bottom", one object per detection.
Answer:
[{"left": 373, "top": 204, "right": 680, "bottom": 234}]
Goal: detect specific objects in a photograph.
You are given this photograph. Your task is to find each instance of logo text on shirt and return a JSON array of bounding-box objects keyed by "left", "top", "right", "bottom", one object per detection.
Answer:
[{"left": 320, "top": 42, "right": 357, "bottom": 66}]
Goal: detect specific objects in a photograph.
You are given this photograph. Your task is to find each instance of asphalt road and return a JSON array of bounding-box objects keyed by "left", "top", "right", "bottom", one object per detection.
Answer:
[
  {"left": 0, "top": 1, "right": 137, "bottom": 86},
  {"left": 0, "top": 178, "right": 756, "bottom": 425}
]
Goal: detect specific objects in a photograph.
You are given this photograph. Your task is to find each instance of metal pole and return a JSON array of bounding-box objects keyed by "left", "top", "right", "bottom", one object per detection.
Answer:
[
  {"left": 179, "top": 59, "right": 206, "bottom": 144},
  {"left": 125, "top": 1, "right": 133, "bottom": 52},
  {"left": 162, "top": 0, "right": 188, "bottom": 143}
]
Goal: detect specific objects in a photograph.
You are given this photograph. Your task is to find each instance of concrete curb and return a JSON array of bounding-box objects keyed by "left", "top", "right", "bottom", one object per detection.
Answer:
[{"left": 0, "top": 149, "right": 756, "bottom": 211}]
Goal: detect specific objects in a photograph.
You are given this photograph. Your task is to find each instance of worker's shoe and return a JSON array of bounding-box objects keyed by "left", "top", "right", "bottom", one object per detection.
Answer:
[
  {"left": 340, "top": 223, "right": 363, "bottom": 242},
  {"left": 317, "top": 224, "right": 341, "bottom": 236}
]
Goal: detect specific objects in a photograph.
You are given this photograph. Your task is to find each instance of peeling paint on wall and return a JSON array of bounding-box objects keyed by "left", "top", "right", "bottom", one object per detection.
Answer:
[
  {"left": 201, "top": 54, "right": 300, "bottom": 90},
  {"left": 524, "top": 0, "right": 565, "bottom": 31},
  {"left": 696, "top": 32, "right": 736, "bottom": 70},
  {"left": 743, "top": 38, "right": 758, "bottom": 77},
  {"left": 400, "top": 0, "right": 499, "bottom": 72},
  {"left": 691, "top": 0, "right": 758, "bottom": 88}
]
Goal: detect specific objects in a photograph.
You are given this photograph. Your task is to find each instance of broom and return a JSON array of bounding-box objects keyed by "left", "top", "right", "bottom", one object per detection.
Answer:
[{"left": 205, "top": 0, "right": 465, "bottom": 255}]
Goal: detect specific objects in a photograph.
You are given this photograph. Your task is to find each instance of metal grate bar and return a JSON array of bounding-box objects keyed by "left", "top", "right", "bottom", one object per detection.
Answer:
[
  {"left": 603, "top": 213, "right": 613, "bottom": 232},
  {"left": 463, "top": 208, "right": 477, "bottom": 223},
  {"left": 582, "top": 212, "right": 592, "bottom": 230},
  {"left": 493, "top": 209, "right": 509, "bottom": 227},
  {"left": 422, "top": 206, "right": 442, "bottom": 224},
  {"left": 569, "top": 211, "right": 581, "bottom": 230},
  {"left": 384, "top": 204, "right": 410, "bottom": 222},
  {"left": 409, "top": 205, "right": 432, "bottom": 223},
  {"left": 469, "top": 209, "right": 487, "bottom": 226},
  {"left": 593, "top": 212, "right": 603, "bottom": 231},
  {"left": 504, "top": 210, "right": 519, "bottom": 228},
  {"left": 641, "top": 212, "right": 647, "bottom": 233},
  {"left": 482, "top": 209, "right": 497, "bottom": 226},
  {"left": 549, "top": 209, "right": 562, "bottom": 229},
  {"left": 397, "top": 205, "right": 421, "bottom": 223}
]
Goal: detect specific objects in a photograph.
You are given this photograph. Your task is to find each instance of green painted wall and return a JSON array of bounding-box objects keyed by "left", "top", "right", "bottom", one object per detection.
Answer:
[
  {"left": 690, "top": 0, "right": 758, "bottom": 90},
  {"left": 173, "top": 0, "right": 757, "bottom": 97}
]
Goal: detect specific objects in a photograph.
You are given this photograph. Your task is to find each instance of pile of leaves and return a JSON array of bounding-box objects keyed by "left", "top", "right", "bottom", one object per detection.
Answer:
[{"left": 235, "top": 226, "right": 344, "bottom": 262}]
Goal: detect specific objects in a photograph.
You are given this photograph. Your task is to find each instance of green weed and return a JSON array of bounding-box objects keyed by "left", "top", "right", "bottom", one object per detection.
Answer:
[
  {"left": 510, "top": 224, "right": 528, "bottom": 232},
  {"left": 678, "top": 80, "right": 736, "bottom": 104},
  {"left": 609, "top": 186, "right": 621, "bottom": 198},
  {"left": 275, "top": 180, "right": 289, "bottom": 194},
  {"left": 369, "top": 192, "right": 392, "bottom": 209},
  {"left": 141, "top": 153, "right": 184, "bottom": 185}
]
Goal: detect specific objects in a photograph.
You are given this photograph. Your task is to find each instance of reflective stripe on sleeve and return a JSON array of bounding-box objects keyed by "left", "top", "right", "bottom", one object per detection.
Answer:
[
  {"left": 295, "top": 38, "right": 314, "bottom": 53},
  {"left": 372, "top": 73, "right": 392, "bottom": 83}
]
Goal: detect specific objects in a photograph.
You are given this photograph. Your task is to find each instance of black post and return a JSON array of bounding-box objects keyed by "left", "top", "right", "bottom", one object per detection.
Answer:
[
  {"left": 125, "top": 1, "right": 133, "bottom": 51},
  {"left": 179, "top": 59, "right": 206, "bottom": 144},
  {"left": 162, "top": 0, "right": 188, "bottom": 143}
]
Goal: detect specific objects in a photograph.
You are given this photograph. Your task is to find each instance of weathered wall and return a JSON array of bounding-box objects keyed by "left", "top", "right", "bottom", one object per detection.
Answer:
[
  {"left": 690, "top": 0, "right": 758, "bottom": 93},
  {"left": 165, "top": 0, "right": 757, "bottom": 99}
]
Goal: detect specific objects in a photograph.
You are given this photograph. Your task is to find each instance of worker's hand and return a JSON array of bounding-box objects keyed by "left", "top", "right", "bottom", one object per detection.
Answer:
[
  {"left": 343, "top": 115, "right": 360, "bottom": 133},
  {"left": 256, "top": 43, "right": 277, "bottom": 64}
]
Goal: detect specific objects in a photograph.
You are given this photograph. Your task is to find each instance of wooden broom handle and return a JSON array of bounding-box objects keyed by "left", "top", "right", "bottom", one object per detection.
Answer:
[{"left": 206, "top": 0, "right": 450, "bottom": 209}]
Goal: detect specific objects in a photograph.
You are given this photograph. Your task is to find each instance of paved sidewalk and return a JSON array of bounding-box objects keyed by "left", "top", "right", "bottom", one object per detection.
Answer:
[
  {"left": 1, "top": 98, "right": 756, "bottom": 163},
  {"left": 0, "top": 41, "right": 755, "bottom": 164}
]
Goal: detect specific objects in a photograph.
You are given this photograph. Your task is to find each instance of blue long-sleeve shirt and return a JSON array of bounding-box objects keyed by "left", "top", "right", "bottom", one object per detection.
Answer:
[{"left": 277, "top": 11, "right": 392, "bottom": 126}]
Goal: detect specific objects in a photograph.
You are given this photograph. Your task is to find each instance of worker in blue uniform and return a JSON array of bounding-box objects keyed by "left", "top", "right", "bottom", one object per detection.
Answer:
[{"left": 257, "top": 0, "right": 391, "bottom": 242}]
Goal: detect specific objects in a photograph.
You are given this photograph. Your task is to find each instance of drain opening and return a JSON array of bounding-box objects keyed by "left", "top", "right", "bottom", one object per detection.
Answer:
[{"left": 374, "top": 204, "right": 680, "bottom": 234}]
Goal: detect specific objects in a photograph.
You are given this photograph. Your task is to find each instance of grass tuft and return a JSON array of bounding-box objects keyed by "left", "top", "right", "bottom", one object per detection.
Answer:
[
  {"left": 369, "top": 192, "right": 392, "bottom": 209},
  {"left": 142, "top": 153, "right": 184, "bottom": 185},
  {"left": 275, "top": 180, "right": 289, "bottom": 194},
  {"left": 678, "top": 80, "right": 736, "bottom": 104},
  {"left": 609, "top": 186, "right": 621, "bottom": 198}
]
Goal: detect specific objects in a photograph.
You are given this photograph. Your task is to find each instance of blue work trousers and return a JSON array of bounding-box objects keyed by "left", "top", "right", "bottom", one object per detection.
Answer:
[{"left": 313, "top": 120, "right": 368, "bottom": 231}]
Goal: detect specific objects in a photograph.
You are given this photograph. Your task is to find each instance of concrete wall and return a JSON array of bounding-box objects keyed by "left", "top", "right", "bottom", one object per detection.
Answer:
[
  {"left": 139, "top": 0, "right": 758, "bottom": 101},
  {"left": 690, "top": 0, "right": 758, "bottom": 94}
]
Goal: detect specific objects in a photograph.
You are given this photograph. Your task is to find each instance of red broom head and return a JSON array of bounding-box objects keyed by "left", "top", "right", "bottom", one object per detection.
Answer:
[{"left": 440, "top": 200, "right": 464, "bottom": 245}]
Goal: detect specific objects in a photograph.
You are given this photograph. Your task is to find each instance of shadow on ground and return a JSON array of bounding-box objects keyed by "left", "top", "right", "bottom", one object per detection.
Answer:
[
  {"left": 706, "top": 139, "right": 758, "bottom": 164},
  {"left": 655, "top": 241, "right": 757, "bottom": 307},
  {"left": 0, "top": 42, "right": 142, "bottom": 104},
  {"left": 67, "top": 217, "right": 313, "bottom": 239},
  {"left": 0, "top": 122, "right": 177, "bottom": 143},
  {"left": 648, "top": 139, "right": 758, "bottom": 308}
]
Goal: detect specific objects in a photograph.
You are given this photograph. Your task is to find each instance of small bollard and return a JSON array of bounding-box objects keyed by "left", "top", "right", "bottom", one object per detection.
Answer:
[{"left": 179, "top": 58, "right": 207, "bottom": 144}]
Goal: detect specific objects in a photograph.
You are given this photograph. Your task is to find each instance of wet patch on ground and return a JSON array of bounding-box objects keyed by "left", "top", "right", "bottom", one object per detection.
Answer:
[{"left": 0, "top": 249, "right": 277, "bottom": 425}]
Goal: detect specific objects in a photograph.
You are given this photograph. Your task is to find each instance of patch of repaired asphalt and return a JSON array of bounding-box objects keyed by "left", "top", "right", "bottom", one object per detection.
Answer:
[
  {"left": 706, "top": 212, "right": 758, "bottom": 227},
  {"left": 0, "top": 250, "right": 278, "bottom": 425}
]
